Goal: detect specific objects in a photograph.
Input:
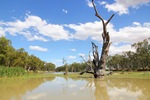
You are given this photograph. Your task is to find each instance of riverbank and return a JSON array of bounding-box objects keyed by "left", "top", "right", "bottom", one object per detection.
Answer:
[
  {"left": 106, "top": 71, "right": 150, "bottom": 79},
  {"left": 0, "top": 71, "right": 150, "bottom": 79}
]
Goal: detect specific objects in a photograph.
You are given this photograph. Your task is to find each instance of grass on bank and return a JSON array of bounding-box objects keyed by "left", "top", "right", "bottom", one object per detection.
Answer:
[
  {"left": 106, "top": 71, "right": 150, "bottom": 79},
  {"left": 0, "top": 66, "right": 150, "bottom": 79},
  {"left": 23, "top": 71, "right": 150, "bottom": 79},
  {"left": 19, "top": 72, "right": 93, "bottom": 79}
]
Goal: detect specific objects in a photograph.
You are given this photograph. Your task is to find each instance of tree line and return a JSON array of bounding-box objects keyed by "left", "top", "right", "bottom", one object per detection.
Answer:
[
  {"left": 0, "top": 36, "right": 55, "bottom": 72},
  {"left": 56, "top": 38, "right": 150, "bottom": 72},
  {"left": 55, "top": 62, "right": 87, "bottom": 72},
  {"left": 1, "top": 36, "right": 149, "bottom": 73},
  {"left": 107, "top": 38, "right": 150, "bottom": 71}
]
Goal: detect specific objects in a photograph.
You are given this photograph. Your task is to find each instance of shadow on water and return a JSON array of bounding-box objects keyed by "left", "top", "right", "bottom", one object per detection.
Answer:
[{"left": 0, "top": 76, "right": 150, "bottom": 100}]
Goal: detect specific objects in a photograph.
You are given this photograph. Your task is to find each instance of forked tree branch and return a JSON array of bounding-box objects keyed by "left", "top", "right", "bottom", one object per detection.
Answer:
[
  {"left": 92, "top": 0, "right": 104, "bottom": 25},
  {"left": 92, "top": 0, "right": 114, "bottom": 28},
  {"left": 106, "top": 14, "right": 115, "bottom": 25}
]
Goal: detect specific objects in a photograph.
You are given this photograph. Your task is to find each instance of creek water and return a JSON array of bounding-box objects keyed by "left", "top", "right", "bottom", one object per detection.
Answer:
[{"left": 0, "top": 76, "right": 150, "bottom": 100}]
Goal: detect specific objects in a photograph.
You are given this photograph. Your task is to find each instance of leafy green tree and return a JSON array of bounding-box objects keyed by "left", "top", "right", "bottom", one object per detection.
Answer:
[
  {"left": 55, "top": 66, "right": 66, "bottom": 72},
  {"left": 69, "top": 62, "right": 81, "bottom": 72},
  {"left": 12, "top": 48, "right": 28, "bottom": 68},
  {"left": 107, "top": 54, "right": 123, "bottom": 70},
  {"left": 0, "top": 36, "right": 56, "bottom": 72},
  {"left": 44, "top": 62, "right": 56, "bottom": 71},
  {"left": 107, "top": 38, "right": 150, "bottom": 71},
  {"left": 122, "top": 51, "right": 135, "bottom": 70},
  {"left": 0, "top": 36, "right": 14, "bottom": 66},
  {"left": 132, "top": 38, "right": 150, "bottom": 69}
]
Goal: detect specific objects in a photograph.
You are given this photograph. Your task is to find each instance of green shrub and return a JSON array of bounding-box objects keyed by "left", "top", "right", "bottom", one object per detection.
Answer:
[{"left": 0, "top": 66, "right": 26, "bottom": 77}]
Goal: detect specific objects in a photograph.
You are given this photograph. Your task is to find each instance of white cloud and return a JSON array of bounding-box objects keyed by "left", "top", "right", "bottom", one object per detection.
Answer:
[
  {"left": 62, "top": 9, "right": 68, "bottom": 14},
  {"left": 144, "top": 22, "right": 150, "bottom": 28},
  {"left": 0, "top": 14, "right": 71, "bottom": 41},
  {"left": 100, "top": 0, "right": 150, "bottom": 15},
  {"left": 0, "top": 27, "right": 5, "bottom": 37},
  {"left": 68, "top": 55, "right": 76, "bottom": 59},
  {"left": 67, "top": 21, "right": 150, "bottom": 44},
  {"left": 67, "top": 21, "right": 150, "bottom": 55},
  {"left": 109, "top": 44, "right": 135, "bottom": 55},
  {"left": 20, "top": 31, "right": 49, "bottom": 41},
  {"left": 67, "top": 21, "right": 104, "bottom": 41},
  {"left": 132, "top": 22, "right": 141, "bottom": 26},
  {"left": 112, "top": 22, "right": 150, "bottom": 43},
  {"left": 99, "top": 1, "right": 107, "bottom": 5},
  {"left": 70, "top": 48, "right": 76, "bottom": 51},
  {"left": 79, "top": 53, "right": 86, "bottom": 57},
  {"left": 0, "top": 14, "right": 149, "bottom": 56},
  {"left": 86, "top": 0, "right": 93, "bottom": 7},
  {"left": 29, "top": 45, "right": 48, "bottom": 51}
]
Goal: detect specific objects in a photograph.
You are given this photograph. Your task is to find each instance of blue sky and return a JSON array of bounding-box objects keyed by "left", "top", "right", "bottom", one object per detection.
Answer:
[{"left": 0, "top": 0, "right": 150, "bottom": 66}]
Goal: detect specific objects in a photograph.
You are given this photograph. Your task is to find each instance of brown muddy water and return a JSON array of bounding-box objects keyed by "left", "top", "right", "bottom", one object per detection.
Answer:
[{"left": 0, "top": 77, "right": 150, "bottom": 100}]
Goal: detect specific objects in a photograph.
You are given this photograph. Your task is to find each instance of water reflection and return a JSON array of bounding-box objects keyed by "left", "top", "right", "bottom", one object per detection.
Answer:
[
  {"left": 105, "top": 78, "right": 150, "bottom": 100},
  {"left": 21, "top": 77, "right": 95, "bottom": 100},
  {"left": 86, "top": 78, "right": 150, "bottom": 100},
  {"left": 0, "top": 77, "right": 55, "bottom": 100},
  {"left": 93, "top": 79, "right": 110, "bottom": 100},
  {"left": 0, "top": 77, "right": 150, "bottom": 100}
]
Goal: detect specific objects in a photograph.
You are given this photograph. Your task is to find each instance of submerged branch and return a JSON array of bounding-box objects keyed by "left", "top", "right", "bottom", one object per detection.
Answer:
[{"left": 80, "top": 70, "right": 94, "bottom": 75}]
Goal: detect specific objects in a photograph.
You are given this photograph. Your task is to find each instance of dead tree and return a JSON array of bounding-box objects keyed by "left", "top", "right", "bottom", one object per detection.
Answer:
[
  {"left": 80, "top": 51, "right": 94, "bottom": 75},
  {"left": 80, "top": 0, "right": 114, "bottom": 78},
  {"left": 63, "top": 58, "right": 68, "bottom": 75}
]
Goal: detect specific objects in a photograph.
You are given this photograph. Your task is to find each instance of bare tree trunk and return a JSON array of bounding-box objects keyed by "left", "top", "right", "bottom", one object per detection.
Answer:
[
  {"left": 80, "top": 0, "right": 114, "bottom": 78},
  {"left": 63, "top": 58, "right": 68, "bottom": 75},
  {"left": 92, "top": 0, "right": 114, "bottom": 78}
]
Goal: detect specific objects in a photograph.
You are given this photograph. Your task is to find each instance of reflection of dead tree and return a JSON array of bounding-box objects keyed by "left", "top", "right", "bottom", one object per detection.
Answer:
[
  {"left": 84, "top": 78, "right": 95, "bottom": 93},
  {"left": 84, "top": 78, "right": 110, "bottom": 100},
  {"left": 94, "top": 79, "right": 110, "bottom": 100},
  {"left": 80, "top": 0, "right": 114, "bottom": 78}
]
